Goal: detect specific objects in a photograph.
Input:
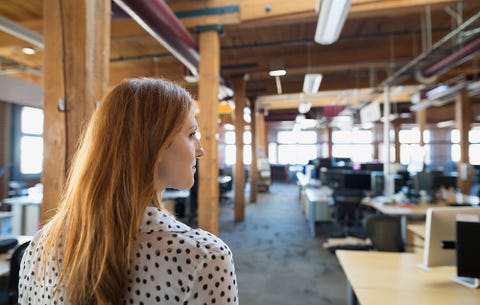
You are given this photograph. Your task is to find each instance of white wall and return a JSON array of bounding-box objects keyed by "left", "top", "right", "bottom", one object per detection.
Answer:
[{"left": 0, "top": 75, "right": 42, "bottom": 108}]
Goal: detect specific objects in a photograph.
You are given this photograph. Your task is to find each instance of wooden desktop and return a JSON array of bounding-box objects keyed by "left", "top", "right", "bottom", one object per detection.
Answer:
[{"left": 337, "top": 250, "right": 480, "bottom": 305}]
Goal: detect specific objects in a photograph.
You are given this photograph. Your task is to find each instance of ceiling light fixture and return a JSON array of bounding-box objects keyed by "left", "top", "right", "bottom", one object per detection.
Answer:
[
  {"left": 21, "top": 47, "right": 36, "bottom": 55},
  {"left": 269, "top": 70, "right": 286, "bottom": 94},
  {"left": 314, "top": 0, "right": 352, "bottom": 45},
  {"left": 298, "top": 101, "right": 312, "bottom": 114},
  {"left": 303, "top": 73, "right": 323, "bottom": 94},
  {"left": 268, "top": 70, "right": 286, "bottom": 77},
  {"left": 436, "top": 120, "right": 456, "bottom": 128}
]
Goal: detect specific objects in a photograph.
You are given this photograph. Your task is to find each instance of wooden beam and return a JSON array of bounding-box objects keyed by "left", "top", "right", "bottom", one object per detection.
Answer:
[
  {"left": 42, "top": 0, "right": 67, "bottom": 224},
  {"left": 233, "top": 77, "right": 246, "bottom": 222},
  {"left": 109, "top": 59, "right": 185, "bottom": 86},
  {"left": 61, "top": 0, "right": 110, "bottom": 168},
  {"left": 41, "top": 0, "right": 110, "bottom": 224},
  {"left": 0, "top": 102, "right": 11, "bottom": 200},
  {"left": 455, "top": 89, "right": 472, "bottom": 194},
  {"left": 255, "top": 86, "right": 420, "bottom": 111},
  {"left": 416, "top": 109, "right": 427, "bottom": 146},
  {"left": 350, "top": 0, "right": 464, "bottom": 18},
  {"left": 197, "top": 29, "right": 221, "bottom": 235},
  {"left": 239, "top": 0, "right": 315, "bottom": 21},
  {"left": 393, "top": 122, "right": 401, "bottom": 163},
  {"left": 249, "top": 100, "right": 257, "bottom": 203},
  {"left": 166, "top": 0, "right": 315, "bottom": 23},
  {"left": 255, "top": 111, "right": 267, "bottom": 156},
  {"left": 327, "top": 126, "right": 333, "bottom": 158}
]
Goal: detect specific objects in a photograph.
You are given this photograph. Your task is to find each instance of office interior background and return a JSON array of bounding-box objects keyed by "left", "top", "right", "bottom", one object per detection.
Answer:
[{"left": 1, "top": 0, "right": 480, "bottom": 304}]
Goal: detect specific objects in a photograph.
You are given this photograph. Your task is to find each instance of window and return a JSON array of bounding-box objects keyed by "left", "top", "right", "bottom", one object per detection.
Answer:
[
  {"left": 269, "top": 130, "right": 317, "bottom": 165},
  {"left": 12, "top": 106, "right": 44, "bottom": 179},
  {"left": 398, "top": 128, "right": 430, "bottom": 170},
  {"left": 331, "top": 129, "right": 374, "bottom": 163},
  {"left": 224, "top": 130, "right": 252, "bottom": 165},
  {"left": 451, "top": 129, "right": 480, "bottom": 165}
]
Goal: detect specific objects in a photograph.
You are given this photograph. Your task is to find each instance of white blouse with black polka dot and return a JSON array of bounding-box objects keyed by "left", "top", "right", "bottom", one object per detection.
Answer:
[{"left": 18, "top": 206, "right": 239, "bottom": 305}]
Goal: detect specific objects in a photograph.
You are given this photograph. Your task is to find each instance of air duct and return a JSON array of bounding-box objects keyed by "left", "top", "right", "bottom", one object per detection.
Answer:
[
  {"left": 416, "top": 34, "right": 480, "bottom": 83},
  {"left": 113, "top": 0, "right": 199, "bottom": 76}
]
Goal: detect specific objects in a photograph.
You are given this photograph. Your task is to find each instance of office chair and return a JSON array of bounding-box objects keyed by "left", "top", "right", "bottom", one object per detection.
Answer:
[
  {"left": 0, "top": 240, "right": 30, "bottom": 305},
  {"left": 365, "top": 214, "right": 404, "bottom": 252},
  {"left": 332, "top": 188, "right": 364, "bottom": 238}
]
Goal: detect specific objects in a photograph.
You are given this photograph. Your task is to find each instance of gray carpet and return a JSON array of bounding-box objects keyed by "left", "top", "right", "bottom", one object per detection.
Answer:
[{"left": 218, "top": 182, "right": 348, "bottom": 305}]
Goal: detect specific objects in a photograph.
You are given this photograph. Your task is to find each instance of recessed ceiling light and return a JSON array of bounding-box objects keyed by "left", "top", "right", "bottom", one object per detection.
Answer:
[{"left": 21, "top": 47, "right": 36, "bottom": 55}]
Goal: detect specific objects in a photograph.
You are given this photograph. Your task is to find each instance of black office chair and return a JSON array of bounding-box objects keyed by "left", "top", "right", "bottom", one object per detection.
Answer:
[
  {"left": 0, "top": 241, "right": 30, "bottom": 305},
  {"left": 365, "top": 214, "right": 404, "bottom": 252},
  {"left": 332, "top": 188, "right": 364, "bottom": 237}
]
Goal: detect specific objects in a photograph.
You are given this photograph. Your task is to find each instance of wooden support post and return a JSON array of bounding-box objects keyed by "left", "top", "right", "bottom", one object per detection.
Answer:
[
  {"left": 327, "top": 126, "right": 333, "bottom": 158},
  {"left": 455, "top": 89, "right": 472, "bottom": 194},
  {"left": 42, "top": 0, "right": 110, "bottom": 224},
  {"left": 233, "top": 77, "right": 245, "bottom": 222},
  {"left": 256, "top": 111, "right": 266, "bottom": 157},
  {"left": 416, "top": 109, "right": 427, "bottom": 146},
  {"left": 0, "top": 102, "right": 11, "bottom": 200},
  {"left": 393, "top": 122, "right": 401, "bottom": 163},
  {"left": 197, "top": 29, "right": 220, "bottom": 234},
  {"left": 250, "top": 100, "right": 257, "bottom": 203}
]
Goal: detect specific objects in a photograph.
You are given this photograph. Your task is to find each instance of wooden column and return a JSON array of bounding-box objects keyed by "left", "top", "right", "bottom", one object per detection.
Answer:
[
  {"left": 250, "top": 100, "right": 257, "bottom": 203},
  {"left": 42, "top": 0, "right": 110, "bottom": 224},
  {"left": 197, "top": 29, "right": 220, "bottom": 234},
  {"left": 256, "top": 111, "right": 267, "bottom": 157},
  {"left": 327, "top": 126, "right": 333, "bottom": 158},
  {"left": 455, "top": 89, "right": 472, "bottom": 194},
  {"left": 416, "top": 109, "right": 427, "bottom": 146},
  {"left": 0, "top": 102, "right": 11, "bottom": 200},
  {"left": 233, "top": 78, "right": 245, "bottom": 222},
  {"left": 393, "top": 121, "right": 401, "bottom": 163}
]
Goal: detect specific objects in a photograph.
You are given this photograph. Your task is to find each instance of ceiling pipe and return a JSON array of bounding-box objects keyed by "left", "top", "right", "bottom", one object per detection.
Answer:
[
  {"left": 417, "top": 34, "right": 480, "bottom": 82},
  {"left": 113, "top": 0, "right": 199, "bottom": 76}
]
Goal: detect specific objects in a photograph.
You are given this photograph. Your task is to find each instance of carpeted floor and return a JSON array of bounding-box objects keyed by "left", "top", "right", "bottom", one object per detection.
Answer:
[{"left": 217, "top": 182, "right": 348, "bottom": 305}]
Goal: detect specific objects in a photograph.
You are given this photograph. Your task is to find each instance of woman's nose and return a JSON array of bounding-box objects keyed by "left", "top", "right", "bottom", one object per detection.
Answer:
[{"left": 196, "top": 141, "right": 205, "bottom": 158}]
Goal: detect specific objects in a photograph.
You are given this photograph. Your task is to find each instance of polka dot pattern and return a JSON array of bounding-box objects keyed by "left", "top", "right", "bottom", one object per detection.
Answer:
[{"left": 18, "top": 206, "right": 239, "bottom": 305}]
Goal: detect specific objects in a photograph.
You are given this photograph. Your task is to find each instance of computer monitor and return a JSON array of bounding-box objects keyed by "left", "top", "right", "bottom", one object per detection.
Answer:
[
  {"left": 453, "top": 219, "right": 480, "bottom": 288},
  {"left": 432, "top": 175, "right": 458, "bottom": 190},
  {"left": 360, "top": 163, "right": 384, "bottom": 172},
  {"left": 417, "top": 207, "right": 480, "bottom": 270},
  {"left": 343, "top": 172, "right": 371, "bottom": 190},
  {"left": 370, "top": 172, "right": 403, "bottom": 196},
  {"left": 413, "top": 171, "right": 433, "bottom": 191}
]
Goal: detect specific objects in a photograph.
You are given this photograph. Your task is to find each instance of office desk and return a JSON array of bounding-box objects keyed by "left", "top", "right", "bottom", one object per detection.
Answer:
[
  {"left": 336, "top": 250, "right": 480, "bottom": 305},
  {"left": 407, "top": 223, "right": 426, "bottom": 253},
  {"left": 2, "top": 195, "right": 42, "bottom": 236},
  {"left": 362, "top": 197, "right": 444, "bottom": 243},
  {"left": 302, "top": 188, "right": 332, "bottom": 237},
  {"left": 407, "top": 223, "right": 425, "bottom": 238},
  {"left": 0, "top": 235, "right": 33, "bottom": 276}
]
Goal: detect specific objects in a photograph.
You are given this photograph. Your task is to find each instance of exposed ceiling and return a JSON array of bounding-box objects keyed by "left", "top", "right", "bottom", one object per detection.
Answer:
[{"left": 1, "top": 0, "right": 480, "bottom": 127}]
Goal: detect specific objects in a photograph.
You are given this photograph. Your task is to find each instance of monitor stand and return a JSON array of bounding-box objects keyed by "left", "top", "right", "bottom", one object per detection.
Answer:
[
  {"left": 451, "top": 276, "right": 480, "bottom": 288},
  {"left": 416, "top": 263, "right": 432, "bottom": 272}
]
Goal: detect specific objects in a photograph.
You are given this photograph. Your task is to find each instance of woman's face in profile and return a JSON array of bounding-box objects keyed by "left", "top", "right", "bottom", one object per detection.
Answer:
[{"left": 154, "top": 113, "right": 204, "bottom": 191}]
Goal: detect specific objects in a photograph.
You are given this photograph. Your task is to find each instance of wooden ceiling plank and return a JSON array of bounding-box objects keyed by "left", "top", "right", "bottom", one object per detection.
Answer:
[
  {"left": 179, "top": 13, "right": 240, "bottom": 28},
  {"left": 239, "top": 0, "right": 316, "bottom": 21},
  {"left": 351, "top": 0, "right": 468, "bottom": 17}
]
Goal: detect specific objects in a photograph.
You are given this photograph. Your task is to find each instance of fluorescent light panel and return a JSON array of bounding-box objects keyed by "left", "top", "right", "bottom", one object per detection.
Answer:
[
  {"left": 314, "top": 0, "right": 351, "bottom": 45},
  {"left": 269, "top": 69, "right": 286, "bottom": 77},
  {"left": 298, "top": 101, "right": 312, "bottom": 114},
  {"left": 436, "top": 120, "right": 456, "bottom": 128},
  {"left": 303, "top": 73, "right": 323, "bottom": 94}
]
